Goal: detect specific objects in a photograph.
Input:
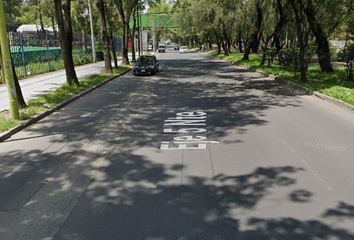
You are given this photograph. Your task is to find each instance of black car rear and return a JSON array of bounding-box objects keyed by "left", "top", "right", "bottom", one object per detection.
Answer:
[{"left": 133, "top": 55, "right": 159, "bottom": 75}]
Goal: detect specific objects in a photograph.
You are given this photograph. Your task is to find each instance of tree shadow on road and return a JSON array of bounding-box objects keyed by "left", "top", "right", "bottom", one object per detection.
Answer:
[{"left": 2, "top": 56, "right": 351, "bottom": 239}]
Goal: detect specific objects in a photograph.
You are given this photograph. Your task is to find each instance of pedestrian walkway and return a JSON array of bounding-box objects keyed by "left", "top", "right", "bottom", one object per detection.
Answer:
[{"left": 0, "top": 53, "right": 136, "bottom": 112}]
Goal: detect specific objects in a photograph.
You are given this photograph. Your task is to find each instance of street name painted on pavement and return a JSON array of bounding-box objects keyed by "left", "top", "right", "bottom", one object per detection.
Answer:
[{"left": 160, "top": 111, "right": 219, "bottom": 150}]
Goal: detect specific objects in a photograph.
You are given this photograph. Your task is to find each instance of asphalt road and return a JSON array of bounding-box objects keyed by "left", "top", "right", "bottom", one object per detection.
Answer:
[{"left": 1, "top": 47, "right": 354, "bottom": 239}]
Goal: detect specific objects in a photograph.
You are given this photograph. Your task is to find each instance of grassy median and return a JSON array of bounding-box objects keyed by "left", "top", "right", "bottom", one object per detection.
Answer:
[
  {"left": 210, "top": 52, "right": 354, "bottom": 106},
  {"left": 0, "top": 66, "right": 130, "bottom": 133}
]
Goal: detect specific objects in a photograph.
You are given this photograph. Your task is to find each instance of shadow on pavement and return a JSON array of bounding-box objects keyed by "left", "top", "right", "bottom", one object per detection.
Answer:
[{"left": 1, "top": 55, "right": 352, "bottom": 239}]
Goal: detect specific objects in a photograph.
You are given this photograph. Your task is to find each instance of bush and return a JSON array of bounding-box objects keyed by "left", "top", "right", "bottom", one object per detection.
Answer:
[
  {"left": 338, "top": 43, "right": 354, "bottom": 81},
  {"left": 279, "top": 48, "right": 315, "bottom": 71},
  {"left": 265, "top": 48, "right": 277, "bottom": 67}
]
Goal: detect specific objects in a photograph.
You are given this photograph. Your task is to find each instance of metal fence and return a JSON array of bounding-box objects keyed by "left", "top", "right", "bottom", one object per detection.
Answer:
[{"left": 1, "top": 31, "right": 122, "bottom": 82}]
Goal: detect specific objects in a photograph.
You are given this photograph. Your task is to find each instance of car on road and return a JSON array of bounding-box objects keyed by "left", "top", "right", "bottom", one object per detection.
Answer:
[
  {"left": 133, "top": 55, "right": 159, "bottom": 75},
  {"left": 179, "top": 46, "right": 188, "bottom": 53},
  {"left": 158, "top": 45, "right": 166, "bottom": 52},
  {"left": 174, "top": 45, "right": 179, "bottom": 50}
]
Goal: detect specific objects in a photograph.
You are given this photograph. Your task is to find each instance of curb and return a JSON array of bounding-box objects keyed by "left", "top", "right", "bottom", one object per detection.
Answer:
[
  {"left": 0, "top": 68, "right": 132, "bottom": 142},
  {"left": 312, "top": 91, "right": 354, "bottom": 112},
  {"left": 214, "top": 55, "right": 354, "bottom": 112},
  {"left": 273, "top": 77, "right": 313, "bottom": 95}
]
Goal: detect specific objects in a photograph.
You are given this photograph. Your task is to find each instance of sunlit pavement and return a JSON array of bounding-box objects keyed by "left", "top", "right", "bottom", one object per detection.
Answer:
[
  {"left": 1, "top": 46, "right": 354, "bottom": 239},
  {"left": 0, "top": 56, "right": 132, "bottom": 112}
]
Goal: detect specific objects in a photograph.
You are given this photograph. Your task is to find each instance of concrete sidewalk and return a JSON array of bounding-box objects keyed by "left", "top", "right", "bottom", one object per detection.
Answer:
[{"left": 0, "top": 54, "right": 136, "bottom": 112}]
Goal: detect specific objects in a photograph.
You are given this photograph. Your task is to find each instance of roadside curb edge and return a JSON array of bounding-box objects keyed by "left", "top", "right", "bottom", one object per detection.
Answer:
[
  {"left": 0, "top": 68, "right": 132, "bottom": 142},
  {"left": 215, "top": 55, "right": 354, "bottom": 113}
]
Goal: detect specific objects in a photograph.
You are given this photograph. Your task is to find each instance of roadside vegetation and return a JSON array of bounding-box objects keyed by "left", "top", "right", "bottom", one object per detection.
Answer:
[
  {"left": 210, "top": 51, "right": 354, "bottom": 105},
  {"left": 0, "top": 66, "right": 130, "bottom": 133},
  {"left": 9, "top": 55, "right": 94, "bottom": 81},
  {"left": 172, "top": 0, "right": 354, "bottom": 105}
]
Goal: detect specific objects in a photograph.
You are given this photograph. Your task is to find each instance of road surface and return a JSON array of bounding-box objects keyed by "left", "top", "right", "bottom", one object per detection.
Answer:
[{"left": 0, "top": 47, "right": 354, "bottom": 239}]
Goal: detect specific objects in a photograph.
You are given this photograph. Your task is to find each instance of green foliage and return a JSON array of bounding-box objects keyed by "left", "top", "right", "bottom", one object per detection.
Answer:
[
  {"left": 265, "top": 48, "right": 277, "bottom": 66},
  {"left": 73, "top": 55, "right": 93, "bottom": 65},
  {"left": 210, "top": 51, "right": 354, "bottom": 106},
  {"left": 337, "top": 43, "right": 354, "bottom": 81},
  {"left": 329, "top": 44, "right": 339, "bottom": 53},
  {"left": 278, "top": 48, "right": 315, "bottom": 70},
  {"left": 0, "top": 116, "right": 17, "bottom": 132},
  {"left": 1, "top": 56, "right": 95, "bottom": 83}
]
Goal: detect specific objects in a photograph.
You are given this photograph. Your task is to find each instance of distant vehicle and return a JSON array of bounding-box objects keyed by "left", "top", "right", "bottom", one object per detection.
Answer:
[
  {"left": 133, "top": 55, "right": 159, "bottom": 75},
  {"left": 179, "top": 46, "right": 188, "bottom": 53},
  {"left": 174, "top": 45, "right": 179, "bottom": 50},
  {"left": 158, "top": 45, "right": 166, "bottom": 53}
]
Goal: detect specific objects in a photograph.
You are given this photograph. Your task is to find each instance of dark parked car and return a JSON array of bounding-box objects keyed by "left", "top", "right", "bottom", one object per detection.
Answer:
[
  {"left": 174, "top": 45, "right": 179, "bottom": 50},
  {"left": 133, "top": 55, "right": 159, "bottom": 75},
  {"left": 158, "top": 45, "right": 166, "bottom": 52}
]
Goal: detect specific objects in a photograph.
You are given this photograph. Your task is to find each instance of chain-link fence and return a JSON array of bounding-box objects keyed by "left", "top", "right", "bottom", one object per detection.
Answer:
[{"left": 1, "top": 30, "right": 122, "bottom": 83}]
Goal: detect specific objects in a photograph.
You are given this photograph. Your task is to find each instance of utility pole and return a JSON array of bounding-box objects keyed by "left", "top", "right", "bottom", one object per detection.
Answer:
[
  {"left": 152, "top": 20, "right": 156, "bottom": 53},
  {"left": 88, "top": 0, "right": 96, "bottom": 63},
  {"left": 137, "top": 3, "right": 141, "bottom": 56},
  {"left": 0, "top": 0, "right": 19, "bottom": 119},
  {"left": 140, "top": 11, "right": 143, "bottom": 54}
]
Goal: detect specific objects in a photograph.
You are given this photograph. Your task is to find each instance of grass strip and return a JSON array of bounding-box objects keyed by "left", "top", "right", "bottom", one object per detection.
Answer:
[
  {"left": 210, "top": 51, "right": 354, "bottom": 105},
  {"left": 0, "top": 66, "right": 130, "bottom": 133}
]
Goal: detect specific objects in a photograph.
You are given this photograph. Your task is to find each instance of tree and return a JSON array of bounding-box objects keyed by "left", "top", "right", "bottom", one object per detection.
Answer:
[
  {"left": 243, "top": 0, "right": 264, "bottom": 60},
  {"left": 3, "top": 0, "right": 22, "bottom": 31},
  {"left": 96, "top": 0, "right": 113, "bottom": 74},
  {"left": 106, "top": 0, "right": 122, "bottom": 69},
  {"left": 114, "top": 0, "right": 138, "bottom": 65},
  {"left": 53, "top": 0, "right": 79, "bottom": 85},
  {"left": 131, "top": 7, "right": 137, "bottom": 61},
  {"left": 338, "top": 43, "right": 354, "bottom": 81},
  {"left": 72, "top": 1, "right": 89, "bottom": 53},
  {"left": 260, "top": 0, "right": 288, "bottom": 65},
  {"left": 302, "top": 0, "right": 335, "bottom": 72},
  {"left": 289, "top": 0, "right": 311, "bottom": 83}
]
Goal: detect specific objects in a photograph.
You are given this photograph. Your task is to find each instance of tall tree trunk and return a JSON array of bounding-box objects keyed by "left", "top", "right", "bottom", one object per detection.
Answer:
[
  {"left": 221, "top": 41, "right": 228, "bottom": 56},
  {"left": 54, "top": 0, "right": 79, "bottom": 85},
  {"left": 115, "top": 0, "right": 138, "bottom": 66},
  {"left": 109, "top": 27, "right": 118, "bottom": 69},
  {"left": 237, "top": 31, "right": 243, "bottom": 53},
  {"left": 121, "top": 22, "right": 129, "bottom": 65},
  {"left": 215, "top": 30, "right": 222, "bottom": 54},
  {"left": 0, "top": 44, "right": 27, "bottom": 108},
  {"left": 222, "top": 23, "right": 229, "bottom": 55},
  {"left": 131, "top": 11, "right": 136, "bottom": 61},
  {"left": 96, "top": 0, "right": 112, "bottom": 74},
  {"left": 260, "top": 37, "right": 270, "bottom": 65},
  {"left": 52, "top": 16, "right": 57, "bottom": 38},
  {"left": 12, "top": 62, "right": 27, "bottom": 108},
  {"left": 243, "top": 0, "right": 263, "bottom": 59},
  {"left": 82, "top": 29, "right": 87, "bottom": 54},
  {"left": 39, "top": 11, "right": 46, "bottom": 36},
  {"left": 261, "top": 0, "right": 286, "bottom": 65},
  {"left": 290, "top": 0, "right": 308, "bottom": 83},
  {"left": 252, "top": 2, "right": 263, "bottom": 53},
  {"left": 303, "top": 2, "right": 333, "bottom": 72}
]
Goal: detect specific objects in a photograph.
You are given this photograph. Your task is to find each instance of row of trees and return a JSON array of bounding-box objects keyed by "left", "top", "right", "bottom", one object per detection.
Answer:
[
  {"left": 2, "top": 0, "right": 172, "bottom": 87},
  {"left": 2, "top": 0, "right": 170, "bottom": 115},
  {"left": 173, "top": 0, "right": 354, "bottom": 82}
]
